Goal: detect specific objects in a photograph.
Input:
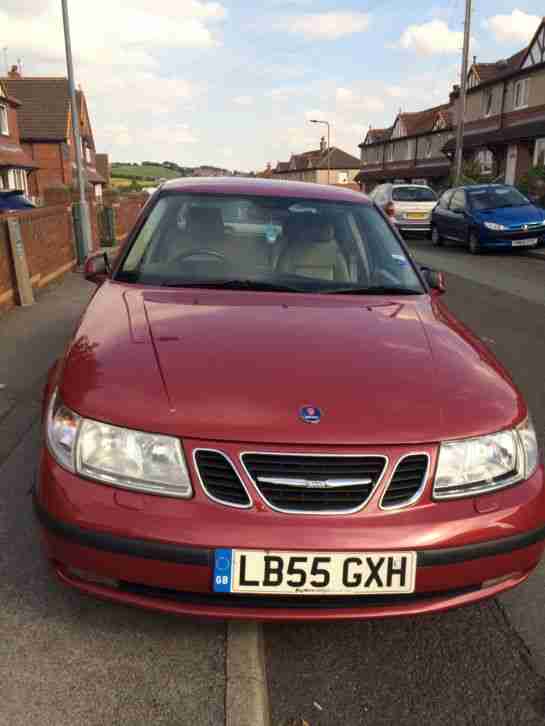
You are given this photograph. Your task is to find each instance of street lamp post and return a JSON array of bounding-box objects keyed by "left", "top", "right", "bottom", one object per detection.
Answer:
[
  {"left": 309, "top": 119, "right": 331, "bottom": 185},
  {"left": 61, "top": 0, "right": 92, "bottom": 263}
]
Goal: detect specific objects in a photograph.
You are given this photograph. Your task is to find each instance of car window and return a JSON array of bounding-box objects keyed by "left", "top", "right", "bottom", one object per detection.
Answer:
[
  {"left": 467, "top": 187, "right": 531, "bottom": 211},
  {"left": 116, "top": 192, "right": 424, "bottom": 293},
  {"left": 449, "top": 191, "right": 466, "bottom": 212},
  {"left": 438, "top": 190, "right": 453, "bottom": 209},
  {"left": 392, "top": 187, "right": 437, "bottom": 202}
]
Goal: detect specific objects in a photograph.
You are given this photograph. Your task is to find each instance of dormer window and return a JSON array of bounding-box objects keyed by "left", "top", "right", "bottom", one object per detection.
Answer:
[{"left": 0, "top": 104, "right": 9, "bottom": 135}]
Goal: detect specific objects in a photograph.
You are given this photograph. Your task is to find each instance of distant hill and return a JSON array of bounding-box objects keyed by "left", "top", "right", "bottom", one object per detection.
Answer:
[{"left": 110, "top": 161, "right": 235, "bottom": 182}]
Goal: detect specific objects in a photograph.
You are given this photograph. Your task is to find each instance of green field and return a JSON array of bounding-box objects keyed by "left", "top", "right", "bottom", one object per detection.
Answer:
[{"left": 111, "top": 164, "right": 180, "bottom": 180}]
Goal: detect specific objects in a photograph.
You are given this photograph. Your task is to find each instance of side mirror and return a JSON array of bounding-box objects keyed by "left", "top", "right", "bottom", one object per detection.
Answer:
[
  {"left": 421, "top": 267, "right": 446, "bottom": 295},
  {"left": 84, "top": 251, "right": 110, "bottom": 285}
]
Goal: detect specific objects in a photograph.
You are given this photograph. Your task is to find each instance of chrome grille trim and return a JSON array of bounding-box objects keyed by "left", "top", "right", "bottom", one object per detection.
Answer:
[
  {"left": 240, "top": 451, "right": 389, "bottom": 515},
  {"left": 193, "top": 448, "right": 253, "bottom": 510},
  {"left": 379, "top": 453, "right": 431, "bottom": 511}
]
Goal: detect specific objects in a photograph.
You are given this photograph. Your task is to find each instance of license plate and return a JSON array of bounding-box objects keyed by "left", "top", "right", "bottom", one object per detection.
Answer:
[
  {"left": 512, "top": 238, "right": 537, "bottom": 247},
  {"left": 213, "top": 549, "right": 417, "bottom": 595},
  {"left": 406, "top": 212, "right": 427, "bottom": 220}
]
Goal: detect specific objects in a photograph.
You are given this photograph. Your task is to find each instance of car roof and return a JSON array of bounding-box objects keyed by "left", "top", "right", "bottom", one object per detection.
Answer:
[
  {"left": 161, "top": 176, "right": 372, "bottom": 205},
  {"left": 459, "top": 184, "right": 510, "bottom": 191},
  {"left": 391, "top": 183, "right": 432, "bottom": 189}
]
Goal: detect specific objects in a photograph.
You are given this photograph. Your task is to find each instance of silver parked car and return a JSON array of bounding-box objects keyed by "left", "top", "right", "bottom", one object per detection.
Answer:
[{"left": 370, "top": 183, "right": 437, "bottom": 235}]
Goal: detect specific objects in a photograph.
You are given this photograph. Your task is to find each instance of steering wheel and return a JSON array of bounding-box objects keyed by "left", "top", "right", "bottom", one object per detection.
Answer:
[{"left": 171, "top": 249, "right": 229, "bottom": 266}]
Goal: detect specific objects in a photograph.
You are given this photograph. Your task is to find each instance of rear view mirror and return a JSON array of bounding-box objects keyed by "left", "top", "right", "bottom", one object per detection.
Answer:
[
  {"left": 84, "top": 251, "right": 110, "bottom": 285},
  {"left": 421, "top": 267, "right": 446, "bottom": 294}
]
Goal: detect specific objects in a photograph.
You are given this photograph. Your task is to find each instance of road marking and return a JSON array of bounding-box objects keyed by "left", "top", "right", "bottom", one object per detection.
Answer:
[{"left": 226, "top": 622, "right": 270, "bottom": 726}]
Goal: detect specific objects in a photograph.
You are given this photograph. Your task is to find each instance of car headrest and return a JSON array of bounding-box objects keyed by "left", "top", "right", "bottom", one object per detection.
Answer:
[
  {"left": 187, "top": 206, "right": 224, "bottom": 237},
  {"left": 286, "top": 214, "right": 335, "bottom": 245}
]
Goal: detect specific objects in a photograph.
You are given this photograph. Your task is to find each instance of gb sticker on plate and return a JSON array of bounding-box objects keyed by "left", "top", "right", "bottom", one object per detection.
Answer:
[{"left": 213, "top": 548, "right": 233, "bottom": 592}]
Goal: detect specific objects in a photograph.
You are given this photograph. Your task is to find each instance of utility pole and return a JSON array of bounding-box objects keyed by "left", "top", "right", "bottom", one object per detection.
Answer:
[
  {"left": 61, "top": 0, "right": 92, "bottom": 262},
  {"left": 309, "top": 119, "right": 331, "bottom": 184},
  {"left": 454, "top": 0, "right": 472, "bottom": 185}
]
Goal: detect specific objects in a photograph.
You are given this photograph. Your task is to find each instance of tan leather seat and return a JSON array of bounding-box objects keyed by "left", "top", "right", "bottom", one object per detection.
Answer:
[
  {"left": 186, "top": 206, "right": 226, "bottom": 252},
  {"left": 276, "top": 214, "right": 350, "bottom": 282}
]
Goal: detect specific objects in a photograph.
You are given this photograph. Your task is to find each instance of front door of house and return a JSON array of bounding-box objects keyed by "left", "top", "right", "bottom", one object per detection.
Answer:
[{"left": 505, "top": 145, "right": 518, "bottom": 185}]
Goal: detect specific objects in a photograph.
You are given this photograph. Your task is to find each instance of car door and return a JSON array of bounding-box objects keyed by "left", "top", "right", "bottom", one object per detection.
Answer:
[
  {"left": 447, "top": 190, "right": 470, "bottom": 242},
  {"left": 433, "top": 190, "right": 454, "bottom": 236}
]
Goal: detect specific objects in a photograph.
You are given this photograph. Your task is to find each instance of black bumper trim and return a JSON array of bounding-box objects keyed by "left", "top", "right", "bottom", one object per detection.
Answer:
[
  {"left": 34, "top": 495, "right": 211, "bottom": 567},
  {"left": 35, "top": 495, "right": 545, "bottom": 569}
]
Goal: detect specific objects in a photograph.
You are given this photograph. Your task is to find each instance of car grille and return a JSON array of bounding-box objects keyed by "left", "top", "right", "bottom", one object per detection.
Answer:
[
  {"left": 194, "top": 450, "right": 251, "bottom": 508},
  {"left": 241, "top": 453, "right": 387, "bottom": 513},
  {"left": 381, "top": 455, "right": 429, "bottom": 509}
]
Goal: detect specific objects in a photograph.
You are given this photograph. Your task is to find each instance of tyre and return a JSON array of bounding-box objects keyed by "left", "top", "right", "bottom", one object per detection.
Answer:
[
  {"left": 431, "top": 226, "right": 443, "bottom": 246},
  {"left": 469, "top": 231, "right": 481, "bottom": 255}
]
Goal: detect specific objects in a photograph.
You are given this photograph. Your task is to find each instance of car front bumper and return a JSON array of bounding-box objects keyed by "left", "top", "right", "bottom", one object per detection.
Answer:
[
  {"left": 395, "top": 219, "right": 431, "bottom": 234},
  {"left": 35, "top": 446, "right": 545, "bottom": 621},
  {"left": 480, "top": 229, "right": 545, "bottom": 249}
]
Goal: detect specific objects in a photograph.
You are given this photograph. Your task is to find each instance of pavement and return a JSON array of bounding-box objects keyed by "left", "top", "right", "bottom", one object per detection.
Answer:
[
  {"left": 2, "top": 250, "right": 545, "bottom": 726},
  {"left": 0, "top": 274, "right": 226, "bottom": 726}
]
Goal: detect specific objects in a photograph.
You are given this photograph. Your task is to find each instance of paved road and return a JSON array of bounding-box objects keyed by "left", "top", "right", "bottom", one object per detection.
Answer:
[
  {"left": 266, "top": 240, "right": 545, "bottom": 726},
  {"left": 0, "top": 276, "right": 225, "bottom": 726}
]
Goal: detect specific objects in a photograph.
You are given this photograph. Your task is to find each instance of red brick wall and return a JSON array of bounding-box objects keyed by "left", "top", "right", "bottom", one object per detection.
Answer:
[
  {"left": 24, "top": 142, "right": 72, "bottom": 197},
  {"left": 114, "top": 194, "right": 149, "bottom": 239},
  {"left": 0, "top": 205, "right": 77, "bottom": 314}
]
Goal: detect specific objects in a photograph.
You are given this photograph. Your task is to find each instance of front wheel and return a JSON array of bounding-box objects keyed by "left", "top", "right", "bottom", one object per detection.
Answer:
[
  {"left": 431, "top": 226, "right": 443, "bottom": 246},
  {"left": 469, "top": 231, "right": 481, "bottom": 255}
]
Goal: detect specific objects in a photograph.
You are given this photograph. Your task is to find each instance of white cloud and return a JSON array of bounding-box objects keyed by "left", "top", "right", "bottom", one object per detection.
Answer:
[
  {"left": 288, "top": 11, "right": 370, "bottom": 40},
  {"left": 335, "top": 87, "right": 384, "bottom": 113},
  {"left": 233, "top": 95, "right": 254, "bottom": 106},
  {"left": 386, "top": 85, "right": 411, "bottom": 99},
  {"left": 484, "top": 9, "right": 540, "bottom": 43},
  {"left": 399, "top": 20, "right": 464, "bottom": 55}
]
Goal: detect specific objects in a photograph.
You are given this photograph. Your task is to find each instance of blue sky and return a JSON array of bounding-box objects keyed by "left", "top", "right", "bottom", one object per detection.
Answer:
[{"left": 2, "top": 1, "right": 543, "bottom": 171}]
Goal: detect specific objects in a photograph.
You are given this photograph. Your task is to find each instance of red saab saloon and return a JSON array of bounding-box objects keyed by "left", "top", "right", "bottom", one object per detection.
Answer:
[{"left": 35, "top": 178, "right": 544, "bottom": 620}]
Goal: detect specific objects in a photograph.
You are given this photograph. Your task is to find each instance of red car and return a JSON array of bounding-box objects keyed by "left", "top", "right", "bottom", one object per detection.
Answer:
[{"left": 35, "top": 178, "right": 544, "bottom": 620}]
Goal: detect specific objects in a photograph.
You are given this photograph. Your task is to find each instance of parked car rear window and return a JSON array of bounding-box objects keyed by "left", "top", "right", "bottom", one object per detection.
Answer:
[
  {"left": 117, "top": 192, "right": 424, "bottom": 294},
  {"left": 392, "top": 187, "right": 437, "bottom": 202},
  {"left": 467, "top": 187, "right": 530, "bottom": 211}
]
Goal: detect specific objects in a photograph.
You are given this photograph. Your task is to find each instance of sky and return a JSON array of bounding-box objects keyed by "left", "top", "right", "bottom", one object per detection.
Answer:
[{"left": 1, "top": 1, "right": 543, "bottom": 171}]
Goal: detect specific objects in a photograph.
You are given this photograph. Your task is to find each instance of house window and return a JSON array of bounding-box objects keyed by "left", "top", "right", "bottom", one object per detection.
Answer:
[
  {"left": 386, "top": 145, "right": 393, "bottom": 162},
  {"left": 0, "top": 105, "right": 9, "bottom": 135},
  {"left": 483, "top": 88, "right": 493, "bottom": 117},
  {"left": 476, "top": 150, "right": 493, "bottom": 174},
  {"left": 514, "top": 79, "right": 529, "bottom": 109},
  {"left": 425, "top": 138, "right": 432, "bottom": 158},
  {"left": 407, "top": 139, "right": 415, "bottom": 161},
  {"left": 534, "top": 138, "right": 545, "bottom": 166}
]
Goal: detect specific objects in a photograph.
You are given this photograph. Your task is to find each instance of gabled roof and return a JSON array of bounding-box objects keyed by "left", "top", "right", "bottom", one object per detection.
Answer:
[
  {"left": 364, "top": 127, "right": 392, "bottom": 145},
  {"left": 280, "top": 146, "right": 360, "bottom": 172},
  {"left": 470, "top": 48, "right": 527, "bottom": 86},
  {"left": 275, "top": 161, "right": 290, "bottom": 173},
  {"left": 1, "top": 77, "right": 96, "bottom": 147},
  {"left": 397, "top": 103, "right": 452, "bottom": 136}
]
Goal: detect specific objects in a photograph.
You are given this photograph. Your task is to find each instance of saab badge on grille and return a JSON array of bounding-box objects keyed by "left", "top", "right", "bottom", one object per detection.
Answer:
[{"left": 300, "top": 406, "right": 322, "bottom": 424}]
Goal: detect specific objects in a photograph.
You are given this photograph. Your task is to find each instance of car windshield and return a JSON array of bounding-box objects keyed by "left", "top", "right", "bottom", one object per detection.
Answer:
[
  {"left": 116, "top": 192, "right": 424, "bottom": 294},
  {"left": 468, "top": 187, "right": 530, "bottom": 210},
  {"left": 392, "top": 187, "right": 437, "bottom": 202}
]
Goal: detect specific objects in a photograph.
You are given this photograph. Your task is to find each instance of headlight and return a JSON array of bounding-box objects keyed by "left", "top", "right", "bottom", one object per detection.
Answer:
[
  {"left": 46, "top": 391, "right": 192, "bottom": 498},
  {"left": 433, "top": 420, "right": 540, "bottom": 500},
  {"left": 484, "top": 222, "right": 507, "bottom": 231}
]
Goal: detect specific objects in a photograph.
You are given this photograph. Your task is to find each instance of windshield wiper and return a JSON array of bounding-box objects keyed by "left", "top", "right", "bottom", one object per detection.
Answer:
[
  {"left": 321, "top": 285, "right": 423, "bottom": 295},
  {"left": 161, "top": 278, "right": 305, "bottom": 292}
]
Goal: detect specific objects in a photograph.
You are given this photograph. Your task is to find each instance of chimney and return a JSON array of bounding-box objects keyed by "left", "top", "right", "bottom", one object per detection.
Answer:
[
  {"left": 8, "top": 64, "right": 21, "bottom": 79},
  {"left": 473, "top": 55, "right": 477, "bottom": 65},
  {"left": 320, "top": 136, "right": 327, "bottom": 153}
]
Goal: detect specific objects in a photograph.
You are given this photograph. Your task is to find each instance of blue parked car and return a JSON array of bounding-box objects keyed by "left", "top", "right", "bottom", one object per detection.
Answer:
[
  {"left": 0, "top": 189, "right": 36, "bottom": 214},
  {"left": 430, "top": 184, "right": 545, "bottom": 254}
]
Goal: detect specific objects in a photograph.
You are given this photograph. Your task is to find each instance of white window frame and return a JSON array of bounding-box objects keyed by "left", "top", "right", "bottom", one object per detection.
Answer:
[
  {"left": 407, "top": 139, "right": 415, "bottom": 161},
  {"left": 534, "top": 138, "right": 545, "bottom": 166},
  {"left": 514, "top": 78, "right": 529, "bottom": 110},
  {"left": 483, "top": 88, "right": 493, "bottom": 117},
  {"left": 337, "top": 171, "right": 349, "bottom": 184},
  {"left": 385, "top": 145, "right": 394, "bottom": 163},
  {"left": 425, "top": 138, "right": 432, "bottom": 159},
  {"left": 0, "top": 104, "right": 9, "bottom": 135},
  {"left": 476, "top": 149, "right": 493, "bottom": 175}
]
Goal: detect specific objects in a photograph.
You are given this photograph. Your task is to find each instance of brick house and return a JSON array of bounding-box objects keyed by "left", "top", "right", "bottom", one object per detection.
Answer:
[
  {"left": 442, "top": 17, "right": 545, "bottom": 185},
  {"left": 0, "top": 80, "right": 37, "bottom": 193},
  {"left": 274, "top": 138, "right": 361, "bottom": 185},
  {"left": 2, "top": 67, "right": 105, "bottom": 200},
  {"left": 357, "top": 105, "right": 455, "bottom": 192}
]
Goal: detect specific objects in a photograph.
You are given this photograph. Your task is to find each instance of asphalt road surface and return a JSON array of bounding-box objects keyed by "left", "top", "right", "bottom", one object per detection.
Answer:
[{"left": 266, "top": 240, "right": 545, "bottom": 726}]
